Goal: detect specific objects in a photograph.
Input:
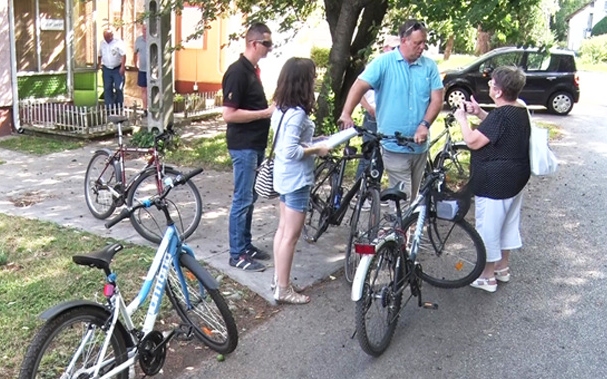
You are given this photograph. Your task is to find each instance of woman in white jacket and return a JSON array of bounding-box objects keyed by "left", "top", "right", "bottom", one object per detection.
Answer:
[{"left": 271, "top": 58, "right": 330, "bottom": 304}]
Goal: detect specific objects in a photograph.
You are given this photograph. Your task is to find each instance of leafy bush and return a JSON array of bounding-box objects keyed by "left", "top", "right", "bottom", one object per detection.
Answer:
[
  {"left": 578, "top": 34, "right": 607, "bottom": 64},
  {"left": 129, "top": 129, "right": 157, "bottom": 148},
  {"left": 591, "top": 16, "right": 607, "bottom": 36},
  {"left": 310, "top": 46, "right": 330, "bottom": 69}
]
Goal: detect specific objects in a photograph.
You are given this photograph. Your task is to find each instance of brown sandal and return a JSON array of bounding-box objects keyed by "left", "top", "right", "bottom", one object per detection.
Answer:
[{"left": 274, "top": 285, "right": 310, "bottom": 304}]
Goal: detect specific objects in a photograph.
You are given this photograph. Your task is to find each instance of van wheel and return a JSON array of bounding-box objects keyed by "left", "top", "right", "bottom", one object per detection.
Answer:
[
  {"left": 446, "top": 87, "right": 470, "bottom": 109},
  {"left": 547, "top": 91, "right": 573, "bottom": 115}
]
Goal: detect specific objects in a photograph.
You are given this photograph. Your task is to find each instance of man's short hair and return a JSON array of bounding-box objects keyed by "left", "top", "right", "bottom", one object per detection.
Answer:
[
  {"left": 245, "top": 22, "right": 271, "bottom": 41},
  {"left": 399, "top": 19, "right": 427, "bottom": 38}
]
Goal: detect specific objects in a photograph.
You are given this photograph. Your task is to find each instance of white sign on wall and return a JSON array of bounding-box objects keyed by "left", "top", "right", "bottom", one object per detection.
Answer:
[{"left": 40, "top": 19, "right": 65, "bottom": 31}]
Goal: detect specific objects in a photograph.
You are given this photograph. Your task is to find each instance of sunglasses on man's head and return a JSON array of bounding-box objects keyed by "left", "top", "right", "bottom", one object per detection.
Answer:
[
  {"left": 402, "top": 21, "right": 426, "bottom": 36},
  {"left": 252, "top": 40, "right": 273, "bottom": 48}
]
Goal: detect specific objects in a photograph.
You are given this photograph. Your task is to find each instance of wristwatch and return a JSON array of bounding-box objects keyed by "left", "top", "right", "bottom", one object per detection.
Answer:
[{"left": 420, "top": 120, "right": 431, "bottom": 128}]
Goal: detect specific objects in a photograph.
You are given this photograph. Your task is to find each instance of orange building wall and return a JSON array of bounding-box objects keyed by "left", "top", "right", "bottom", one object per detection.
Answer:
[{"left": 174, "top": 13, "right": 228, "bottom": 94}]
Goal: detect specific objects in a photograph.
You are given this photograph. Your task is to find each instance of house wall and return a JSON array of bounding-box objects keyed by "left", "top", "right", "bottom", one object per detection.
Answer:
[
  {"left": 568, "top": 0, "right": 607, "bottom": 51},
  {"left": 0, "top": 0, "right": 13, "bottom": 135},
  {"left": 173, "top": 11, "right": 241, "bottom": 94}
]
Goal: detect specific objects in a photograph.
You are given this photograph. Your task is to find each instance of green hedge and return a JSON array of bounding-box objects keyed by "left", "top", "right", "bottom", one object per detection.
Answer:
[
  {"left": 578, "top": 34, "right": 607, "bottom": 64},
  {"left": 310, "top": 46, "right": 330, "bottom": 69}
]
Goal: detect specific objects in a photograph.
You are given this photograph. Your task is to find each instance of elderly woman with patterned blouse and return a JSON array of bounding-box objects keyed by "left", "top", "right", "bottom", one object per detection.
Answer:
[{"left": 453, "top": 66, "right": 531, "bottom": 293}]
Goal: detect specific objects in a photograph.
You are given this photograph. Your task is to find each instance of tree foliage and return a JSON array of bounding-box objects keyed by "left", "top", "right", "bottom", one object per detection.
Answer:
[
  {"left": 591, "top": 16, "right": 607, "bottom": 36},
  {"left": 172, "top": 0, "right": 549, "bottom": 126},
  {"left": 551, "top": 0, "right": 588, "bottom": 42}
]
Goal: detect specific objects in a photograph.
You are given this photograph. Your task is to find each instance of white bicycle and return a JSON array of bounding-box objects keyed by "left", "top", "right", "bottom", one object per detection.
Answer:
[{"left": 19, "top": 168, "right": 237, "bottom": 378}]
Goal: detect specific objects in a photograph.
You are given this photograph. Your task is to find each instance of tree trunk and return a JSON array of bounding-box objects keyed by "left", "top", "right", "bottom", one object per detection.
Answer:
[
  {"left": 475, "top": 25, "right": 491, "bottom": 55},
  {"left": 315, "top": 0, "right": 389, "bottom": 129},
  {"left": 443, "top": 35, "right": 455, "bottom": 61}
]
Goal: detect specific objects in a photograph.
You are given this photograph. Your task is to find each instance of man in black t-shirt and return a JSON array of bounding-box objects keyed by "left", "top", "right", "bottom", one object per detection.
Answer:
[{"left": 222, "top": 23, "right": 275, "bottom": 272}]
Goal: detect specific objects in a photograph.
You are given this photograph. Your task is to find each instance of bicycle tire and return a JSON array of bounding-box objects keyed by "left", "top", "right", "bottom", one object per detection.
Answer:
[
  {"left": 166, "top": 253, "right": 238, "bottom": 354},
  {"left": 345, "top": 186, "right": 380, "bottom": 283},
  {"left": 304, "top": 159, "right": 338, "bottom": 242},
  {"left": 355, "top": 240, "right": 404, "bottom": 357},
  {"left": 403, "top": 213, "right": 486, "bottom": 288},
  {"left": 433, "top": 144, "right": 472, "bottom": 194},
  {"left": 84, "top": 149, "right": 118, "bottom": 219},
  {"left": 127, "top": 167, "right": 202, "bottom": 243},
  {"left": 19, "top": 306, "right": 129, "bottom": 379}
]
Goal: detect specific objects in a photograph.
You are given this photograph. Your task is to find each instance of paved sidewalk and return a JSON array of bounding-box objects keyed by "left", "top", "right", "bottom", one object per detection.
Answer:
[{"left": 0, "top": 139, "right": 348, "bottom": 303}]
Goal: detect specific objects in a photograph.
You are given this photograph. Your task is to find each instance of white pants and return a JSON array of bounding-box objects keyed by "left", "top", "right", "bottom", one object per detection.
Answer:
[{"left": 475, "top": 192, "right": 524, "bottom": 263}]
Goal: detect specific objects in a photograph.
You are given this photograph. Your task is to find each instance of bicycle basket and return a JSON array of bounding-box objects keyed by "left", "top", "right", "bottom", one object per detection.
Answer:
[{"left": 430, "top": 186, "right": 471, "bottom": 222}]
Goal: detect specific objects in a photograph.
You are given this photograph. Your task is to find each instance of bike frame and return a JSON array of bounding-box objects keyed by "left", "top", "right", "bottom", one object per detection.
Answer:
[
  {"left": 95, "top": 121, "right": 166, "bottom": 200},
  {"left": 70, "top": 224, "right": 196, "bottom": 378}
]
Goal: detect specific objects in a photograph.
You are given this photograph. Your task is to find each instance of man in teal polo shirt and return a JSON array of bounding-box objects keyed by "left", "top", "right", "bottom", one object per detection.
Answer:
[{"left": 339, "top": 19, "right": 444, "bottom": 202}]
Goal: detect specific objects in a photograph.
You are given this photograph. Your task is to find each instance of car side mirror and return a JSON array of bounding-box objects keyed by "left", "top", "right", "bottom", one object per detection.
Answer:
[{"left": 482, "top": 67, "right": 493, "bottom": 77}]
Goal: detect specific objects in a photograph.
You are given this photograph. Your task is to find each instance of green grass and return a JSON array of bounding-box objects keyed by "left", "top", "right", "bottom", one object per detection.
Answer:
[
  {"left": 0, "top": 135, "right": 86, "bottom": 155},
  {"left": 436, "top": 54, "right": 476, "bottom": 71},
  {"left": 166, "top": 133, "right": 233, "bottom": 171},
  {"left": 0, "top": 214, "right": 157, "bottom": 378},
  {"left": 576, "top": 59, "right": 607, "bottom": 72}
]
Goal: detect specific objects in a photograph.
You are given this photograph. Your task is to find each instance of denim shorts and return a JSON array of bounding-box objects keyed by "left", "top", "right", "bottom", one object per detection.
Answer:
[{"left": 280, "top": 185, "right": 311, "bottom": 213}]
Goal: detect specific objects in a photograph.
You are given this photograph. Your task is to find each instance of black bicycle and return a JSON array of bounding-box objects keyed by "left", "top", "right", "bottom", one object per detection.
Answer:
[
  {"left": 427, "top": 112, "right": 472, "bottom": 194},
  {"left": 303, "top": 129, "right": 414, "bottom": 283},
  {"left": 351, "top": 151, "right": 486, "bottom": 356}
]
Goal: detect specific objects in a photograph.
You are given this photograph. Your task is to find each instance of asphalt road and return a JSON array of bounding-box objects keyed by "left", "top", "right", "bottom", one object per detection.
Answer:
[{"left": 178, "top": 88, "right": 607, "bottom": 378}]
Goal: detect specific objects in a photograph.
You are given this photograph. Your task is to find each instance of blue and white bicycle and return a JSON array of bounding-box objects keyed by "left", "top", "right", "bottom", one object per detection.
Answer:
[{"left": 19, "top": 168, "right": 238, "bottom": 378}]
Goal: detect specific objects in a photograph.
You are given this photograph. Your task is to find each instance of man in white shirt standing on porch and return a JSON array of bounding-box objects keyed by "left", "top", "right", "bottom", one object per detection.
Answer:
[{"left": 98, "top": 28, "right": 126, "bottom": 112}]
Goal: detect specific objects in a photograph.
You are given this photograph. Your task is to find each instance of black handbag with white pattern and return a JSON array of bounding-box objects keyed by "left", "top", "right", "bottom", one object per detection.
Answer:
[{"left": 254, "top": 112, "right": 286, "bottom": 199}]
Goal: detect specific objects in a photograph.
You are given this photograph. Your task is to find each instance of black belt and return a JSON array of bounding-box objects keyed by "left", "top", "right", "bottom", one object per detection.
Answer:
[{"left": 102, "top": 65, "right": 119, "bottom": 70}]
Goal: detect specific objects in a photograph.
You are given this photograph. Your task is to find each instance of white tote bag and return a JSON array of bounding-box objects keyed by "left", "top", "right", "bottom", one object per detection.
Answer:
[{"left": 527, "top": 110, "right": 558, "bottom": 176}]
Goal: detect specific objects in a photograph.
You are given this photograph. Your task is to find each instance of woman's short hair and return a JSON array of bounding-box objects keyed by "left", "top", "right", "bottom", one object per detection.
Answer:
[
  {"left": 491, "top": 66, "right": 526, "bottom": 101},
  {"left": 273, "top": 58, "right": 316, "bottom": 115}
]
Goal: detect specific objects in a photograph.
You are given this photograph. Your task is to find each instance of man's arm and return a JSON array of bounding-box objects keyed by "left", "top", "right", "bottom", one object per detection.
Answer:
[
  {"left": 133, "top": 52, "right": 138, "bottom": 69},
  {"left": 338, "top": 79, "right": 372, "bottom": 128},
  {"left": 413, "top": 88, "right": 444, "bottom": 144},
  {"left": 119, "top": 55, "right": 126, "bottom": 76},
  {"left": 222, "top": 105, "right": 275, "bottom": 124}
]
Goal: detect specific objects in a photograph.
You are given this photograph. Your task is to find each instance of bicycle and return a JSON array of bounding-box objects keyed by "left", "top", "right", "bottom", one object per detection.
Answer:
[
  {"left": 427, "top": 112, "right": 472, "bottom": 194},
  {"left": 84, "top": 115, "right": 202, "bottom": 243},
  {"left": 351, "top": 152, "right": 486, "bottom": 356},
  {"left": 20, "top": 168, "right": 238, "bottom": 378},
  {"left": 344, "top": 129, "right": 416, "bottom": 283}
]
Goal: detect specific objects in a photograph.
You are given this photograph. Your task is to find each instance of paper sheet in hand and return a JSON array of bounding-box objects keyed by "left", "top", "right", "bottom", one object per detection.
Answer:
[{"left": 313, "top": 128, "right": 358, "bottom": 148}]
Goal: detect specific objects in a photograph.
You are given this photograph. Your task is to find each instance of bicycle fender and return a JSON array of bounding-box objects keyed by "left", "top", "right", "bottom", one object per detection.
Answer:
[
  {"left": 179, "top": 253, "right": 219, "bottom": 290},
  {"left": 40, "top": 300, "right": 135, "bottom": 347},
  {"left": 351, "top": 255, "right": 374, "bottom": 302}
]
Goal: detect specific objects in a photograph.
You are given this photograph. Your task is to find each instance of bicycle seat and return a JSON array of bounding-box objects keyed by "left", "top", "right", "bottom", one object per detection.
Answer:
[
  {"left": 108, "top": 115, "right": 129, "bottom": 124},
  {"left": 72, "top": 243, "right": 124, "bottom": 271},
  {"left": 380, "top": 187, "right": 408, "bottom": 203}
]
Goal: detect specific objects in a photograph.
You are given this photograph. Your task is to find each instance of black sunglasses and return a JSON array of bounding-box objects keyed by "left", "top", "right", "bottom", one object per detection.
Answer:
[
  {"left": 402, "top": 21, "right": 426, "bottom": 37},
  {"left": 251, "top": 39, "right": 273, "bottom": 48}
]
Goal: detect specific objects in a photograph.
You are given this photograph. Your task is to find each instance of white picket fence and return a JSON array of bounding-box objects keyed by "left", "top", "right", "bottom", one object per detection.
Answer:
[{"left": 19, "top": 101, "right": 136, "bottom": 135}]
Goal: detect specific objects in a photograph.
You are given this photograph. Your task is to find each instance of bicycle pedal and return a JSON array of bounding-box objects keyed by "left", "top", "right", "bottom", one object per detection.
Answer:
[{"left": 422, "top": 302, "right": 438, "bottom": 310}]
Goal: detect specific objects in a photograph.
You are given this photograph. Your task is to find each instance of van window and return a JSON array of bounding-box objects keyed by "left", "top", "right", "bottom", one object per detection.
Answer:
[
  {"left": 478, "top": 52, "right": 524, "bottom": 72},
  {"left": 526, "top": 53, "right": 551, "bottom": 71}
]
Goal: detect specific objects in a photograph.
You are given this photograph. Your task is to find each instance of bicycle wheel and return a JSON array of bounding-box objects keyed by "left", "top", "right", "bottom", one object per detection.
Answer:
[
  {"left": 127, "top": 167, "right": 202, "bottom": 243},
  {"left": 303, "top": 159, "right": 338, "bottom": 242},
  {"left": 19, "top": 306, "right": 128, "bottom": 379},
  {"left": 355, "top": 240, "right": 404, "bottom": 357},
  {"left": 345, "top": 186, "right": 380, "bottom": 283},
  {"left": 84, "top": 149, "right": 118, "bottom": 219},
  {"left": 166, "top": 253, "right": 238, "bottom": 354},
  {"left": 403, "top": 213, "right": 486, "bottom": 288},
  {"left": 433, "top": 144, "right": 471, "bottom": 194}
]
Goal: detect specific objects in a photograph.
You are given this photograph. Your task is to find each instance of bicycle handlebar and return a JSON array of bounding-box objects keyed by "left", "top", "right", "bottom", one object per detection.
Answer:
[
  {"left": 354, "top": 126, "right": 416, "bottom": 148},
  {"left": 104, "top": 168, "right": 204, "bottom": 229}
]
